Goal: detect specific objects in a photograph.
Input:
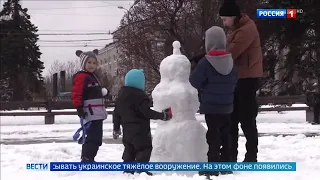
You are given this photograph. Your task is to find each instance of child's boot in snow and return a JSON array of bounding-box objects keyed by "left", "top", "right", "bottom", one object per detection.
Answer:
[
  {"left": 220, "top": 171, "right": 233, "bottom": 175},
  {"left": 198, "top": 171, "right": 219, "bottom": 177},
  {"left": 81, "top": 157, "right": 95, "bottom": 162},
  {"left": 136, "top": 171, "right": 153, "bottom": 176},
  {"left": 123, "top": 171, "right": 135, "bottom": 175}
]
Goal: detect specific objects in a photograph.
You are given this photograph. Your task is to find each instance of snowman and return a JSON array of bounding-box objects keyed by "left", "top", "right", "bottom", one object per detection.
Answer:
[{"left": 150, "top": 41, "right": 208, "bottom": 175}]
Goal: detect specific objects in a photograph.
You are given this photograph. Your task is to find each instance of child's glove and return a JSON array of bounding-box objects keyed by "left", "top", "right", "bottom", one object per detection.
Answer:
[
  {"left": 76, "top": 106, "right": 87, "bottom": 119},
  {"left": 113, "top": 129, "right": 122, "bottom": 139},
  {"left": 101, "top": 88, "right": 109, "bottom": 97},
  {"left": 162, "top": 108, "right": 173, "bottom": 121}
]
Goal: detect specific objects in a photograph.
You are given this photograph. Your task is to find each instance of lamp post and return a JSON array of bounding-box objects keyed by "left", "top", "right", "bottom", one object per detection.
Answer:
[
  {"left": 117, "top": 6, "right": 130, "bottom": 23},
  {"left": 117, "top": 1, "right": 140, "bottom": 70},
  {"left": 117, "top": 0, "right": 140, "bottom": 22},
  {"left": 117, "top": 6, "right": 129, "bottom": 11},
  {"left": 117, "top": 6, "right": 133, "bottom": 74}
]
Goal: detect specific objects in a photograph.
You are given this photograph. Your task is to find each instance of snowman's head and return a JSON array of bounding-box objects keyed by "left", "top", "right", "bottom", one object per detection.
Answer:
[{"left": 159, "top": 41, "right": 191, "bottom": 83}]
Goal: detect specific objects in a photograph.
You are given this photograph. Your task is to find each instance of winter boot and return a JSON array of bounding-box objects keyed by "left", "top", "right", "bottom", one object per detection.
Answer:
[
  {"left": 243, "top": 158, "right": 257, "bottom": 162},
  {"left": 123, "top": 171, "right": 135, "bottom": 175},
  {"left": 136, "top": 171, "right": 153, "bottom": 176},
  {"left": 81, "top": 157, "right": 95, "bottom": 162},
  {"left": 198, "top": 171, "right": 219, "bottom": 177},
  {"left": 220, "top": 171, "right": 233, "bottom": 175}
]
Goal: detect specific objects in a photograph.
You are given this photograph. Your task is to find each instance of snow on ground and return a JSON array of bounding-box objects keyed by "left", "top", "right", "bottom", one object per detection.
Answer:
[
  {"left": 1, "top": 135, "right": 320, "bottom": 180},
  {"left": 0, "top": 103, "right": 309, "bottom": 125},
  {"left": 1, "top": 106, "right": 320, "bottom": 179},
  {"left": 1, "top": 111, "right": 320, "bottom": 143}
]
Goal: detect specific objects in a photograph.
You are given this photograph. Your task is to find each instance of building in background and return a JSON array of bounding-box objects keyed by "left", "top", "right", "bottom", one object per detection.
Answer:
[
  {"left": 97, "top": 42, "right": 125, "bottom": 97},
  {"left": 97, "top": 42, "right": 118, "bottom": 77},
  {"left": 97, "top": 41, "right": 160, "bottom": 97}
]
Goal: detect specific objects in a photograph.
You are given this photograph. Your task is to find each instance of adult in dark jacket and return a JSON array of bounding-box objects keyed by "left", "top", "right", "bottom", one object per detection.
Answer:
[
  {"left": 190, "top": 26, "right": 238, "bottom": 177},
  {"left": 112, "top": 69, "right": 172, "bottom": 176},
  {"left": 219, "top": 0, "right": 263, "bottom": 162}
]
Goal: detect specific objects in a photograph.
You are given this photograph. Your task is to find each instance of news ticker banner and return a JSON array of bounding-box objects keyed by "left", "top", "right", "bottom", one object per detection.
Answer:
[
  {"left": 26, "top": 162, "right": 296, "bottom": 172},
  {"left": 256, "top": 9, "right": 303, "bottom": 19}
]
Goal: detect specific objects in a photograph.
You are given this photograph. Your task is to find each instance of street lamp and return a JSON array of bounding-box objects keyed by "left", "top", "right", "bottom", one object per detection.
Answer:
[
  {"left": 117, "top": 6, "right": 129, "bottom": 12},
  {"left": 118, "top": 6, "right": 130, "bottom": 24},
  {"left": 117, "top": 5, "right": 133, "bottom": 76}
]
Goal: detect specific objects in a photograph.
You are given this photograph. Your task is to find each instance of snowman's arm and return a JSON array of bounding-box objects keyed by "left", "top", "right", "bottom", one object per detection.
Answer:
[
  {"left": 138, "top": 99, "right": 165, "bottom": 120},
  {"left": 189, "top": 59, "right": 208, "bottom": 90}
]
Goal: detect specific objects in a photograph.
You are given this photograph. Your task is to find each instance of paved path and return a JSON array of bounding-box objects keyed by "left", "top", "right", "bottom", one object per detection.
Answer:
[{"left": 1, "top": 132, "right": 320, "bottom": 145}]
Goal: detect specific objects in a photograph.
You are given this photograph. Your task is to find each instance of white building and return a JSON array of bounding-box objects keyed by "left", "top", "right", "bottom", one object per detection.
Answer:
[
  {"left": 97, "top": 42, "right": 119, "bottom": 77},
  {"left": 97, "top": 42, "right": 125, "bottom": 96},
  {"left": 96, "top": 41, "right": 161, "bottom": 97}
]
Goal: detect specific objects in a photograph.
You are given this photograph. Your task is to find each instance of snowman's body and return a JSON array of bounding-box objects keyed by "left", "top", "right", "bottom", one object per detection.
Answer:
[{"left": 150, "top": 41, "right": 208, "bottom": 165}]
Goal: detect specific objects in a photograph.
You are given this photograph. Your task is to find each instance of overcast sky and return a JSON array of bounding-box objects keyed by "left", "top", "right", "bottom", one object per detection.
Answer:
[{"left": 1, "top": 0, "right": 132, "bottom": 76}]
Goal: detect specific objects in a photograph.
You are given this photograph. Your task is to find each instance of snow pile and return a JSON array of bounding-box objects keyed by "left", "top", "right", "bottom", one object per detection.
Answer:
[
  {"left": 1, "top": 135, "right": 320, "bottom": 179},
  {"left": 150, "top": 41, "right": 208, "bottom": 167}
]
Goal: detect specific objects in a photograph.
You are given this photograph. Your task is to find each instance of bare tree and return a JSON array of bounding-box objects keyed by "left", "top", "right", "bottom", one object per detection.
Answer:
[
  {"left": 44, "top": 59, "right": 116, "bottom": 96},
  {"left": 44, "top": 59, "right": 80, "bottom": 94},
  {"left": 113, "top": 0, "right": 222, "bottom": 92},
  {"left": 95, "top": 68, "right": 116, "bottom": 93},
  {"left": 47, "top": 59, "right": 80, "bottom": 79}
]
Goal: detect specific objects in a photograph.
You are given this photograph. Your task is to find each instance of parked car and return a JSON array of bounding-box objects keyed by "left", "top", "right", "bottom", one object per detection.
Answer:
[{"left": 54, "top": 92, "right": 72, "bottom": 102}]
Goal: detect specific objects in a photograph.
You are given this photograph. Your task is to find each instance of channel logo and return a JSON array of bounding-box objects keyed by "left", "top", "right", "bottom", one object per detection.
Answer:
[{"left": 256, "top": 9, "right": 286, "bottom": 18}]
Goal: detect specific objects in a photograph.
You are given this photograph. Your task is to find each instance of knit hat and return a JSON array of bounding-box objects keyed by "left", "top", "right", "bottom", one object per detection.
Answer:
[
  {"left": 124, "top": 69, "right": 145, "bottom": 91},
  {"left": 205, "top": 26, "right": 227, "bottom": 52},
  {"left": 75, "top": 49, "right": 99, "bottom": 70},
  {"left": 219, "top": 0, "right": 241, "bottom": 17}
]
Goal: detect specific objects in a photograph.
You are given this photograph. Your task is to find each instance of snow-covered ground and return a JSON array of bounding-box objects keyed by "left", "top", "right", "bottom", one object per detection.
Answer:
[
  {"left": 1, "top": 110, "right": 320, "bottom": 144},
  {"left": 1, "top": 108, "right": 320, "bottom": 179},
  {"left": 2, "top": 135, "right": 320, "bottom": 180}
]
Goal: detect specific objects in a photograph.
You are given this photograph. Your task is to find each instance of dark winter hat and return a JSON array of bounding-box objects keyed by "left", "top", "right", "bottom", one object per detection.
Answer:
[
  {"left": 75, "top": 49, "right": 99, "bottom": 70},
  {"left": 219, "top": 0, "right": 241, "bottom": 17}
]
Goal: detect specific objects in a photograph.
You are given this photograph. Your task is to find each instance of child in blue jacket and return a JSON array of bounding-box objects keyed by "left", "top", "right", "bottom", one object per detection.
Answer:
[{"left": 190, "top": 26, "right": 238, "bottom": 177}]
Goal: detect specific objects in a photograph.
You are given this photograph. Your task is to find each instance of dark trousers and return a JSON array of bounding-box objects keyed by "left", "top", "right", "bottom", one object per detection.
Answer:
[
  {"left": 205, "top": 114, "right": 231, "bottom": 162},
  {"left": 81, "top": 120, "right": 103, "bottom": 160},
  {"left": 230, "top": 78, "right": 259, "bottom": 162},
  {"left": 122, "top": 133, "right": 153, "bottom": 162}
]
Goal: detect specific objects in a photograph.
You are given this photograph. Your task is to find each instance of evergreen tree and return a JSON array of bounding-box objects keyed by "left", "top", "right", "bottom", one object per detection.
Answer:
[
  {"left": 0, "top": 0, "right": 45, "bottom": 101},
  {"left": 255, "top": 0, "right": 319, "bottom": 94}
]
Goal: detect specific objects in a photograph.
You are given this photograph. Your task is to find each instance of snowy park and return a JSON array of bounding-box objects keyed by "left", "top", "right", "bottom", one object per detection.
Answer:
[
  {"left": 1, "top": 109, "right": 320, "bottom": 180},
  {"left": 1, "top": 0, "right": 319, "bottom": 179},
  {"left": 1, "top": 41, "right": 320, "bottom": 180}
]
